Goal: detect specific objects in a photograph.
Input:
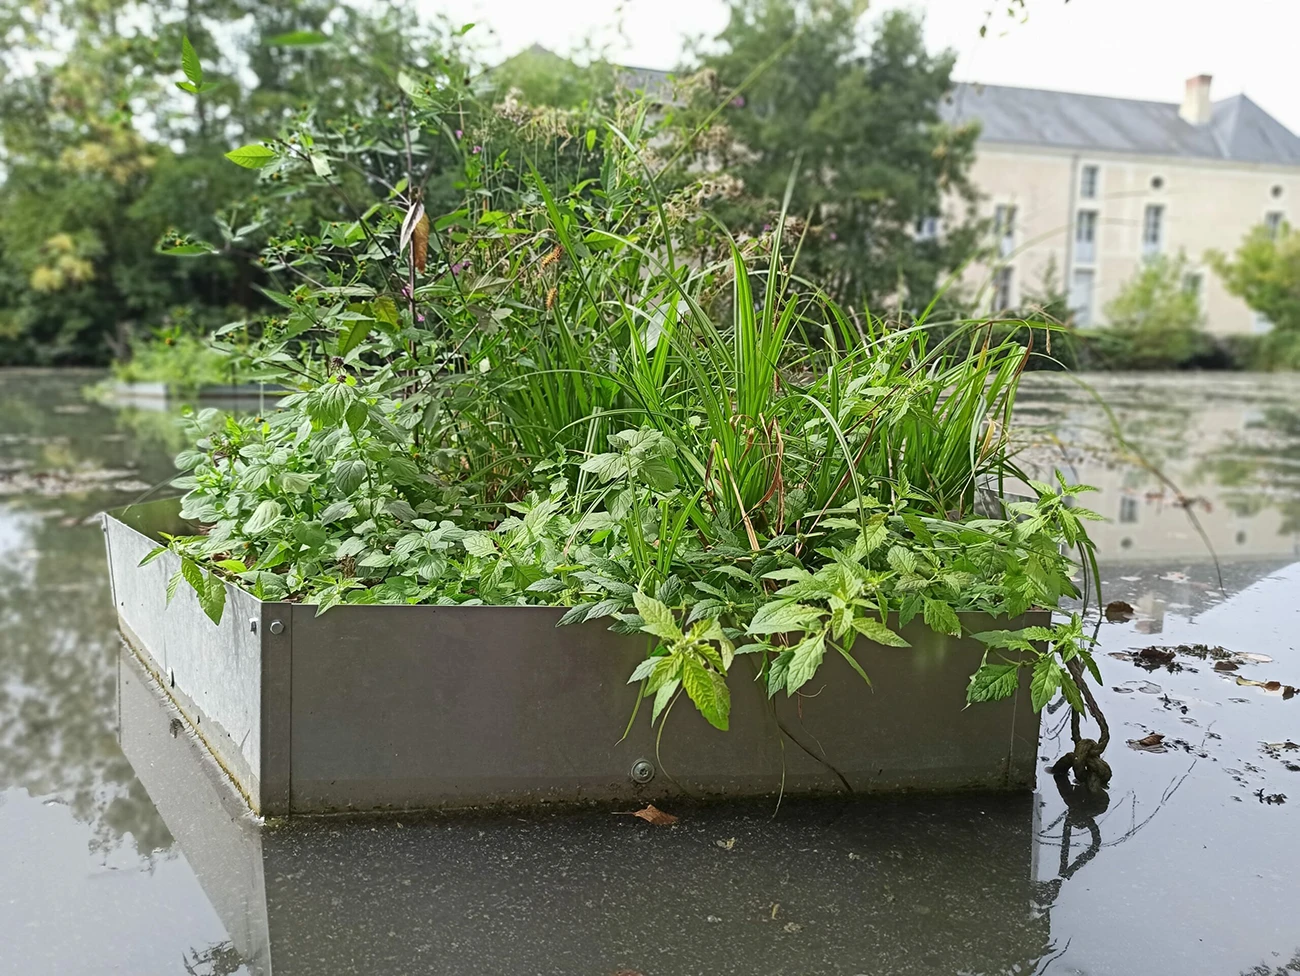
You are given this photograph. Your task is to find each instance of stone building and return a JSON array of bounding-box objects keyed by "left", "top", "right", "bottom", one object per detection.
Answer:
[{"left": 944, "top": 76, "right": 1300, "bottom": 334}]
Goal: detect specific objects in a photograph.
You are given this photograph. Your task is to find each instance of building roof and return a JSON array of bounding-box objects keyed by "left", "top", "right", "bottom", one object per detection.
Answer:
[{"left": 942, "top": 82, "right": 1300, "bottom": 167}]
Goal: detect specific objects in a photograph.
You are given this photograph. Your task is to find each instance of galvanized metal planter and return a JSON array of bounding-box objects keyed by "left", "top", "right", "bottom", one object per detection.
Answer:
[
  {"left": 118, "top": 644, "right": 1048, "bottom": 976},
  {"left": 103, "top": 498, "right": 1044, "bottom": 816}
]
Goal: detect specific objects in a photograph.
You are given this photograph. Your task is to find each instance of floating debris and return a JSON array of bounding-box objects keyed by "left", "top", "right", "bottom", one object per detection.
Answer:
[
  {"left": 1235, "top": 677, "right": 1298, "bottom": 699},
  {"left": 626, "top": 804, "right": 678, "bottom": 826},
  {"left": 1105, "top": 600, "right": 1136, "bottom": 622},
  {"left": 1254, "top": 789, "right": 1287, "bottom": 805},
  {"left": 1129, "top": 732, "right": 1166, "bottom": 751}
]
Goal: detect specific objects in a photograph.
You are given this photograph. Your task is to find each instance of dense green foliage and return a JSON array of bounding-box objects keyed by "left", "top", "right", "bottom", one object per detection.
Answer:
[
  {"left": 1087, "top": 254, "right": 1214, "bottom": 370},
  {"left": 146, "top": 39, "right": 1102, "bottom": 734},
  {"left": 1211, "top": 223, "right": 1300, "bottom": 369},
  {"left": 674, "top": 0, "right": 982, "bottom": 313}
]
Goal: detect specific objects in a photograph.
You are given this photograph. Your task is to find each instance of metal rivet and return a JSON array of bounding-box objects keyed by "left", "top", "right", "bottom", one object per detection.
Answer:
[
  {"left": 249, "top": 618, "right": 258, "bottom": 634},
  {"left": 630, "top": 759, "right": 655, "bottom": 784},
  {"left": 269, "top": 620, "right": 284, "bottom": 635}
]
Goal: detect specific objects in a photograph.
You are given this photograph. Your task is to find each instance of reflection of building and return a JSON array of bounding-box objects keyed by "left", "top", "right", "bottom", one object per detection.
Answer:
[
  {"left": 945, "top": 76, "right": 1300, "bottom": 335},
  {"left": 1015, "top": 376, "right": 1300, "bottom": 563},
  {"left": 119, "top": 649, "right": 1049, "bottom": 976}
]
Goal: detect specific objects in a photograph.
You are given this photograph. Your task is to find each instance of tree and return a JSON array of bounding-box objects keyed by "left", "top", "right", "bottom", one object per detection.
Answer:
[
  {"left": 1209, "top": 223, "right": 1300, "bottom": 334},
  {"left": 676, "top": 1, "right": 981, "bottom": 313},
  {"left": 1099, "top": 253, "right": 1210, "bottom": 369}
]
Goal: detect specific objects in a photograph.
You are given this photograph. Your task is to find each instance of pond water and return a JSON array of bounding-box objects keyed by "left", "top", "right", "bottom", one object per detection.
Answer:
[{"left": 0, "top": 369, "right": 1296, "bottom": 976}]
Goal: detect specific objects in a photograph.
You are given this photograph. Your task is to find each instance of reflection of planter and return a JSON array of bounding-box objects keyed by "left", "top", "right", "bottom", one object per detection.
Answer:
[
  {"left": 119, "top": 644, "right": 1050, "bottom": 976},
  {"left": 104, "top": 498, "right": 1045, "bottom": 816},
  {"left": 107, "top": 381, "right": 287, "bottom": 407}
]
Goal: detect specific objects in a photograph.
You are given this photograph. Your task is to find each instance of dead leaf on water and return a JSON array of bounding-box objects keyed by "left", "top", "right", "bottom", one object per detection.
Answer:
[
  {"left": 715, "top": 837, "right": 736, "bottom": 850},
  {"left": 1214, "top": 661, "right": 1239, "bottom": 671},
  {"left": 630, "top": 804, "right": 678, "bottom": 826},
  {"left": 1128, "top": 732, "right": 1166, "bottom": 752},
  {"left": 1105, "top": 600, "right": 1135, "bottom": 622}
]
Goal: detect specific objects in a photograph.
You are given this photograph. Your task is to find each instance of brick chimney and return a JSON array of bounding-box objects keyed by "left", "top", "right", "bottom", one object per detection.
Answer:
[{"left": 1180, "top": 74, "right": 1213, "bottom": 125}]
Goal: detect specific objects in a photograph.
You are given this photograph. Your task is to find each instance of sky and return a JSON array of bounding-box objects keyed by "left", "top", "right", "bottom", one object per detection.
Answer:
[{"left": 452, "top": 0, "right": 1300, "bottom": 134}]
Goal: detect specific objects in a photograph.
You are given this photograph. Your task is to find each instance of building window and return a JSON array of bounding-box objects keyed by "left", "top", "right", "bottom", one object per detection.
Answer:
[
  {"left": 1151, "top": 175, "right": 1165, "bottom": 190},
  {"left": 1075, "top": 209, "right": 1098, "bottom": 264},
  {"left": 1266, "top": 211, "right": 1286, "bottom": 239},
  {"left": 1069, "top": 269, "right": 1095, "bottom": 327},
  {"left": 1142, "top": 204, "right": 1164, "bottom": 258},
  {"left": 992, "top": 266, "right": 1014, "bottom": 312},
  {"left": 1272, "top": 184, "right": 1285, "bottom": 199},
  {"left": 993, "top": 204, "right": 1016, "bottom": 257},
  {"left": 916, "top": 215, "right": 939, "bottom": 241},
  {"left": 1080, "top": 165, "right": 1099, "bottom": 200},
  {"left": 1183, "top": 271, "right": 1203, "bottom": 297},
  {"left": 1119, "top": 496, "right": 1139, "bottom": 524}
]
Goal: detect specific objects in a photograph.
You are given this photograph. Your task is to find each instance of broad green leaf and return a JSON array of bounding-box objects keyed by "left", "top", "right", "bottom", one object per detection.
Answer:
[
  {"left": 138, "top": 545, "right": 168, "bottom": 567},
  {"left": 922, "top": 598, "right": 962, "bottom": 637},
  {"left": 681, "top": 655, "right": 730, "bottom": 731},
  {"left": 632, "top": 591, "right": 682, "bottom": 642},
  {"left": 966, "top": 662, "right": 1021, "bottom": 703},
  {"left": 279, "top": 471, "right": 317, "bottom": 493},
  {"left": 181, "top": 35, "right": 202, "bottom": 86},
  {"left": 461, "top": 533, "right": 497, "bottom": 557},
  {"left": 310, "top": 153, "right": 332, "bottom": 178},
  {"left": 319, "top": 500, "right": 356, "bottom": 524},
  {"left": 851, "top": 616, "right": 911, "bottom": 647},
  {"left": 332, "top": 458, "right": 368, "bottom": 495},
  {"left": 1030, "top": 655, "right": 1062, "bottom": 712},
  {"left": 244, "top": 499, "right": 282, "bottom": 535},
  {"left": 746, "top": 600, "right": 823, "bottom": 636},
  {"left": 628, "top": 655, "right": 663, "bottom": 683},
  {"left": 199, "top": 574, "right": 226, "bottom": 625},
  {"left": 766, "top": 649, "right": 794, "bottom": 698},
  {"left": 835, "top": 643, "right": 872, "bottom": 686},
  {"left": 784, "top": 631, "right": 827, "bottom": 694},
  {"left": 266, "top": 30, "right": 329, "bottom": 46},
  {"left": 225, "top": 144, "right": 277, "bottom": 169},
  {"left": 651, "top": 677, "right": 679, "bottom": 724}
]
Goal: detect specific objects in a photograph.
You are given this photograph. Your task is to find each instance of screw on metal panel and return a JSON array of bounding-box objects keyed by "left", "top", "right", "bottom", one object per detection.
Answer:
[
  {"left": 249, "top": 618, "right": 258, "bottom": 634},
  {"left": 268, "top": 619, "right": 285, "bottom": 635},
  {"left": 630, "top": 759, "right": 655, "bottom": 784}
]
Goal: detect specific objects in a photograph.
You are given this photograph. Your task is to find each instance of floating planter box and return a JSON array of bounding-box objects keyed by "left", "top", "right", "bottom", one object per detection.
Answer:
[
  {"left": 108, "top": 381, "right": 287, "bottom": 405},
  {"left": 118, "top": 642, "right": 1049, "bottom": 976},
  {"left": 104, "top": 499, "right": 1045, "bottom": 816}
]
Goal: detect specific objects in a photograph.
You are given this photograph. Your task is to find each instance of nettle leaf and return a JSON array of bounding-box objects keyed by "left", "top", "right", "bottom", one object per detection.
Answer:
[
  {"left": 181, "top": 35, "right": 203, "bottom": 86},
  {"left": 851, "top": 616, "right": 910, "bottom": 647},
  {"left": 746, "top": 600, "right": 823, "bottom": 636},
  {"left": 579, "top": 452, "right": 627, "bottom": 482},
  {"left": 766, "top": 649, "right": 794, "bottom": 698},
  {"left": 632, "top": 591, "right": 682, "bottom": 642},
  {"left": 462, "top": 533, "right": 497, "bottom": 557},
  {"left": 584, "top": 598, "right": 624, "bottom": 622},
  {"left": 651, "top": 677, "right": 680, "bottom": 724},
  {"left": 681, "top": 655, "right": 730, "bottom": 731},
  {"left": 244, "top": 499, "right": 283, "bottom": 536},
  {"left": 1030, "top": 655, "right": 1062, "bottom": 712},
  {"left": 922, "top": 598, "right": 962, "bottom": 638},
  {"left": 784, "top": 631, "right": 827, "bottom": 694},
  {"left": 886, "top": 545, "right": 918, "bottom": 574},
  {"left": 628, "top": 655, "right": 664, "bottom": 684},
  {"left": 335, "top": 536, "right": 366, "bottom": 559},
  {"left": 527, "top": 577, "right": 568, "bottom": 594},
  {"left": 225, "top": 144, "right": 277, "bottom": 169},
  {"left": 967, "top": 662, "right": 1021, "bottom": 703}
]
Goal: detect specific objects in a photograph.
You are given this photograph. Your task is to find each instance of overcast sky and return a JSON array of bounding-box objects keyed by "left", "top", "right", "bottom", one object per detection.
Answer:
[{"left": 453, "top": 0, "right": 1300, "bottom": 134}]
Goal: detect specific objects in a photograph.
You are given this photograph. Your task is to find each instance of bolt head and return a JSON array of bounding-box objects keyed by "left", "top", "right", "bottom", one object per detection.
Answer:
[
  {"left": 249, "top": 618, "right": 258, "bottom": 634},
  {"left": 269, "top": 620, "right": 285, "bottom": 635},
  {"left": 630, "top": 759, "right": 655, "bottom": 784}
]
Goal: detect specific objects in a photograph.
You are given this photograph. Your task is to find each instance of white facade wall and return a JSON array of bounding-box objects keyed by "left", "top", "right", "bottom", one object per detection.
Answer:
[{"left": 957, "top": 143, "right": 1299, "bottom": 336}]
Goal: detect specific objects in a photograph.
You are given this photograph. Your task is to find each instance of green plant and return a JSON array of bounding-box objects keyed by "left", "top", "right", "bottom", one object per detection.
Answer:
[
  {"left": 1093, "top": 253, "right": 1212, "bottom": 369},
  {"left": 150, "top": 39, "right": 1103, "bottom": 746},
  {"left": 110, "top": 321, "right": 253, "bottom": 393}
]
